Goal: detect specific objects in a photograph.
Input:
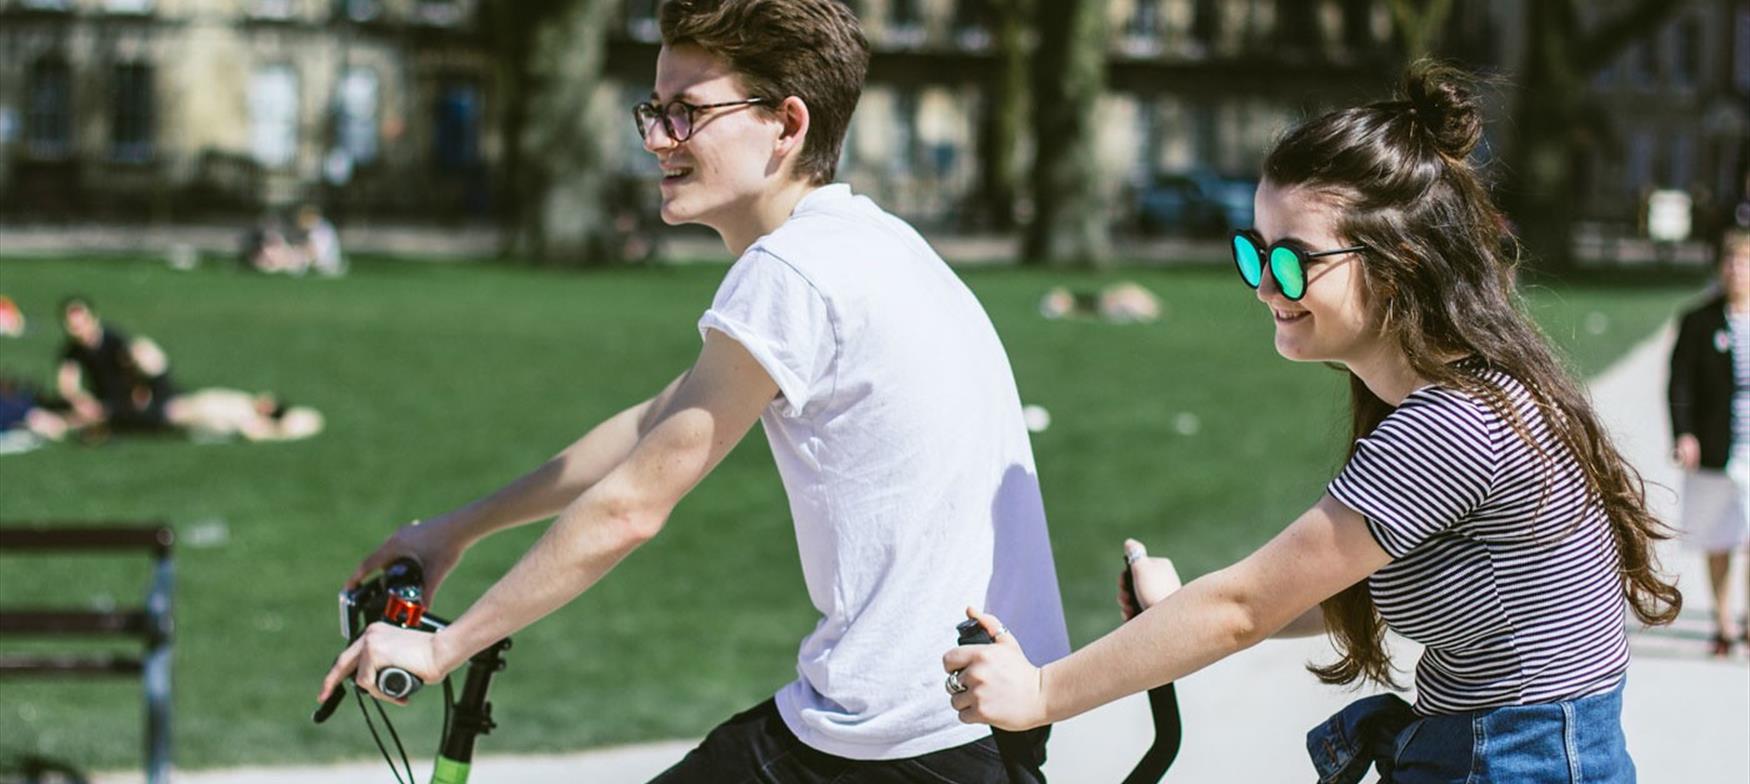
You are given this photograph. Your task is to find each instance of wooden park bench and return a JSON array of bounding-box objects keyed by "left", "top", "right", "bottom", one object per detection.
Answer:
[{"left": 0, "top": 524, "right": 174, "bottom": 784}]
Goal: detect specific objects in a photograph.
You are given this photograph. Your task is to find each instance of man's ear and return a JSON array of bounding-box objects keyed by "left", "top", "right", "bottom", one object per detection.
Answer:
[{"left": 775, "top": 95, "right": 810, "bottom": 158}]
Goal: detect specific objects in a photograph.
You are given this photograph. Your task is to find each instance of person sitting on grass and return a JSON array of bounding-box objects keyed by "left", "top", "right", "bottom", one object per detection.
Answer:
[
  {"left": 941, "top": 62, "right": 1681, "bottom": 783},
  {"left": 320, "top": 1, "right": 1070, "bottom": 781},
  {"left": 1668, "top": 226, "right": 1750, "bottom": 657},
  {"left": 56, "top": 296, "right": 178, "bottom": 434}
]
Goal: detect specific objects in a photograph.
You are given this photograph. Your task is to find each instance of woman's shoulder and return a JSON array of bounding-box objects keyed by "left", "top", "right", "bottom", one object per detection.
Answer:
[{"left": 1393, "top": 366, "right": 1541, "bottom": 435}]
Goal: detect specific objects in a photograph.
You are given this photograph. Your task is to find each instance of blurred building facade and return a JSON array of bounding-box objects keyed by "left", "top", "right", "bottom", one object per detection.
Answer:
[
  {"left": 1580, "top": 0, "right": 1749, "bottom": 236},
  {"left": 0, "top": 0, "right": 495, "bottom": 223},
  {"left": 0, "top": 0, "right": 1743, "bottom": 240}
]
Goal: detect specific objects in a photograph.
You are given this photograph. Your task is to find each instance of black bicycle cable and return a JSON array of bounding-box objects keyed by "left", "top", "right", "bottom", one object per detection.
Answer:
[
  {"left": 349, "top": 673, "right": 457, "bottom": 784},
  {"left": 355, "top": 683, "right": 415, "bottom": 784}
]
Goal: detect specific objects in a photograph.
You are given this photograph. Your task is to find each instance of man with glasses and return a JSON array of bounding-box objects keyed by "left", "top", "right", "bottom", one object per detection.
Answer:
[{"left": 319, "top": 1, "right": 1069, "bottom": 781}]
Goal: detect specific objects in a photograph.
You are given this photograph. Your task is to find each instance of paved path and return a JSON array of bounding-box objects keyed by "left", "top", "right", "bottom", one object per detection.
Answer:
[{"left": 95, "top": 326, "right": 1747, "bottom": 783}]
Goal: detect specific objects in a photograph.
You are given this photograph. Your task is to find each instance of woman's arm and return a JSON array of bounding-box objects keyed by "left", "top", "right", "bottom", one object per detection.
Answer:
[
  {"left": 946, "top": 494, "right": 1390, "bottom": 730},
  {"left": 1271, "top": 606, "right": 1328, "bottom": 639}
]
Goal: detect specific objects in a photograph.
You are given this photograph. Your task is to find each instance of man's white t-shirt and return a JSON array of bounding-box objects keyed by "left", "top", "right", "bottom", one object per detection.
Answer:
[{"left": 698, "top": 184, "right": 1071, "bottom": 760}]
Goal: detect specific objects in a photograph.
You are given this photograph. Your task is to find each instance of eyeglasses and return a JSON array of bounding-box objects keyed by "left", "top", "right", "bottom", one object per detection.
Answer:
[
  {"left": 1229, "top": 230, "right": 1365, "bottom": 301},
  {"left": 631, "top": 97, "right": 770, "bottom": 143}
]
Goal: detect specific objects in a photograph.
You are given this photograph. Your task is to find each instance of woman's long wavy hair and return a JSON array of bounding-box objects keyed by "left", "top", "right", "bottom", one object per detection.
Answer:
[{"left": 1262, "top": 61, "right": 1682, "bottom": 689}]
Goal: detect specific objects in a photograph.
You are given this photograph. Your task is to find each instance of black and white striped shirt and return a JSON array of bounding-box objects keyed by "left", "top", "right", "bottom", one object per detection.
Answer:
[
  {"left": 1728, "top": 311, "right": 1749, "bottom": 453},
  {"left": 1327, "top": 368, "right": 1628, "bottom": 716}
]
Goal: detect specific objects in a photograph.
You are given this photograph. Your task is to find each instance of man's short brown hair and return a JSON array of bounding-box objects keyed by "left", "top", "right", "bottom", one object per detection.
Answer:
[{"left": 660, "top": 0, "right": 869, "bottom": 185}]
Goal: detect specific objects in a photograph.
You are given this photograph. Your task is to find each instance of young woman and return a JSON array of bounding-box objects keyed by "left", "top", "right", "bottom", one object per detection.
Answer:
[
  {"left": 942, "top": 62, "right": 1681, "bottom": 781},
  {"left": 1669, "top": 227, "right": 1750, "bottom": 657}
]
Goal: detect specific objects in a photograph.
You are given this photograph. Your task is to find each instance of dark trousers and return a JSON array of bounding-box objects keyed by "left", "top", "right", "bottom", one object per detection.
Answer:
[{"left": 649, "top": 699, "right": 1049, "bottom": 784}]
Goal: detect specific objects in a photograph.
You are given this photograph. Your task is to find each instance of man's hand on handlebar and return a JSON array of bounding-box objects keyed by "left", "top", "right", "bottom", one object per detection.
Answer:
[
  {"left": 318, "top": 621, "right": 448, "bottom": 706},
  {"left": 941, "top": 606, "right": 1049, "bottom": 732},
  {"left": 346, "top": 519, "right": 465, "bottom": 601}
]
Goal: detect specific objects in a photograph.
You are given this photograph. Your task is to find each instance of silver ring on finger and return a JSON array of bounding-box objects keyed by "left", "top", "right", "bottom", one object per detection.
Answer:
[{"left": 945, "top": 669, "right": 967, "bottom": 695}]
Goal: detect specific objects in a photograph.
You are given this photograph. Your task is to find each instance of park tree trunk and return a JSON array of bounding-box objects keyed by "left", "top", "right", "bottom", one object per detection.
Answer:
[
  {"left": 1022, "top": 0, "right": 1109, "bottom": 267},
  {"left": 488, "top": 0, "right": 623, "bottom": 266},
  {"left": 973, "top": 0, "right": 1029, "bottom": 232},
  {"left": 1505, "top": 0, "right": 1688, "bottom": 272}
]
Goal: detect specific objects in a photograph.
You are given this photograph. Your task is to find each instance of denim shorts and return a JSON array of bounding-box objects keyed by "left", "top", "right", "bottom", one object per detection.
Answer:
[{"left": 1308, "top": 679, "right": 1633, "bottom": 783}]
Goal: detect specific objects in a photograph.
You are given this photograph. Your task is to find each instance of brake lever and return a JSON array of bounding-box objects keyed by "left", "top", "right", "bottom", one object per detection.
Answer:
[{"left": 313, "top": 680, "right": 348, "bottom": 723}]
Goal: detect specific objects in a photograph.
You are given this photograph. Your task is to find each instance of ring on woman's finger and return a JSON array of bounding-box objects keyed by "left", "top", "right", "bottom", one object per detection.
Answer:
[{"left": 945, "top": 670, "right": 968, "bottom": 695}]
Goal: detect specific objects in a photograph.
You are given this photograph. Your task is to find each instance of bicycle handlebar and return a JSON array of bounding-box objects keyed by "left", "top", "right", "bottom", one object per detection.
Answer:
[{"left": 378, "top": 667, "right": 422, "bottom": 699}]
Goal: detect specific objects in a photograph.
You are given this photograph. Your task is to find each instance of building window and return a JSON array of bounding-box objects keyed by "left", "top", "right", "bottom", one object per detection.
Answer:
[
  {"left": 1626, "top": 129, "right": 1655, "bottom": 194},
  {"left": 26, "top": 58, "right": 73, "bottom": 159},
  {"left": 336, "top": 67, "right": 379, "bottom": 164},
  {"left": 1736, "top": 7, "right": 1750, "bottom": 93},
  {"left": 110, "top": 63, "right": 155, "bottom": 162},
  {"left": 415, "top": 0, "right": 463, "bottom": 26},
  {"left": 1668, "top": 131, "right": 1695, "bottom": 189},
  {"left": 1670, "top": 16, "right": 1703, "bottom": 89},
  {"left": 1341, "top": 0, "right": 1374, "bottom": 49},
  {"left": 1190, "top": 0, "right": 1221, "bottom": 53},
  {"left": 891, "top": 89, "right": 918, "bottom": 175},
  {"left": 952, "top": 0, "right": 990, "bottom": 50},
  {"left": 1122, "top": 0, "right": 1163, "bottom": 56},
  {"left": 337, "top": 0, "right": 381, "bottom": 22},
  {"left": 626, "top": 0, "right": 660, "bottom": 41},
  {"left": 250, "top": 65, "right": 301, "bottom": 168},
  {"left": 1625, "top": 40, "right": 1657, "bottom": 88},
  {"left": 434, "top": 81, "right": 481, "bottom": 171},
  {"left": 887, "top": 0, "right": 924, "bottom": 48},
  {"left": 252, "top": 0, "right": 296, "bottom": 20}
]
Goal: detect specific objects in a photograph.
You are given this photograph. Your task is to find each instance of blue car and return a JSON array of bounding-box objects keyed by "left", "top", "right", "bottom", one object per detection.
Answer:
[{"left": 1136, "top": 173, "right": 1257, "bottom": 238}]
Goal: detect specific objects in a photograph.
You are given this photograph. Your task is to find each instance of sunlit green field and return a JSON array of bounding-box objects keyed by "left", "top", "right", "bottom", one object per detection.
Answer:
[{"left": 0, "top": 255, "right": 1698, "bottom": 771}]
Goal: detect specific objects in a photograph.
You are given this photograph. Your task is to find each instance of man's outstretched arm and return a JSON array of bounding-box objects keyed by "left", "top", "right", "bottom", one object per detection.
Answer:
[
  {"left": 345, "top": 372, "right": 689, "bottom": 593},
  {"left": 321, "top": 329, "right": 777, "bottom": 701}
]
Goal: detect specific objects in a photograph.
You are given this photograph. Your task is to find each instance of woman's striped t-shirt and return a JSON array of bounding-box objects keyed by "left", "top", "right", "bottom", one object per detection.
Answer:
[{"left": 1327, "top": 367, "right": 1628, "bottom": 716}]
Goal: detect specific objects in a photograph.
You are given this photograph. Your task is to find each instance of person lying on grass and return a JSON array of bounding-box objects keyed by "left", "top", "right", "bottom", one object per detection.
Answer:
[
  {"left": 942, "top": 62, "right": 1680, "bottom": 783},
  {"left": 320, "top": 1, "right": 1070, "bottom": 781}
]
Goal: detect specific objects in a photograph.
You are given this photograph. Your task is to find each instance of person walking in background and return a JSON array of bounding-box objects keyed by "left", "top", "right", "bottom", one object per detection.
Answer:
[
  {"left": 1669, "top": 226, "right": 1750, "bottom": 657},
  {"left": 943, "top": 62, "right": 1681, "bottom": 782},
  {"left": 320, "top": 1, "right": 1070, "bottom": 780}
]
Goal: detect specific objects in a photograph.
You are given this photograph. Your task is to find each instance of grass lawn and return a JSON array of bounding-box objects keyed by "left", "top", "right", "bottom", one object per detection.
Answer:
[{"left": 0, "top": 255, "right": 1700, "bottom": 771}]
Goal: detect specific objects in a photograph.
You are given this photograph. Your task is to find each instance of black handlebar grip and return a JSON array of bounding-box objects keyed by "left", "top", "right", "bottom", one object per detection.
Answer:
[
  {"left": 1119, "top": 558, "right": 1182, "bottom": 784},
  {"left": 378, "top": 667, "right": 423, "bottom": 700},
  {"left": 954, "top": 618, "right": 1047, "bottom": 784}
]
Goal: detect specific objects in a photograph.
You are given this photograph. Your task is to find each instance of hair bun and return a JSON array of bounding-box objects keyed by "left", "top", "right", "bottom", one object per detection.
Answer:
[{"left": 1401, "top": 60, "right": 1482, "bottom": 160}]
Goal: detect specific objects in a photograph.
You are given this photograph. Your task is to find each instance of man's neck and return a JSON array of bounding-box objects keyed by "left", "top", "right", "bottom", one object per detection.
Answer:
[{"left": 722, "top": 179, "right": 822, "bottom": 257}]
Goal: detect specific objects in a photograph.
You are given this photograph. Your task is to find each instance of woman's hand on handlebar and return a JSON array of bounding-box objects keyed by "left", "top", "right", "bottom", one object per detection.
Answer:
[
  {"left": 1118, "top": 538, "right": 1182, "bottom": 621},
  {"left": 318, "top": 622, "right": 449, "bottom": 705},
  {"left": 346, "top": 517, "right": 465, "bottom": 601},
  {"left": 941, "top": 607, "right": 1050, "bottom": 732}
]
